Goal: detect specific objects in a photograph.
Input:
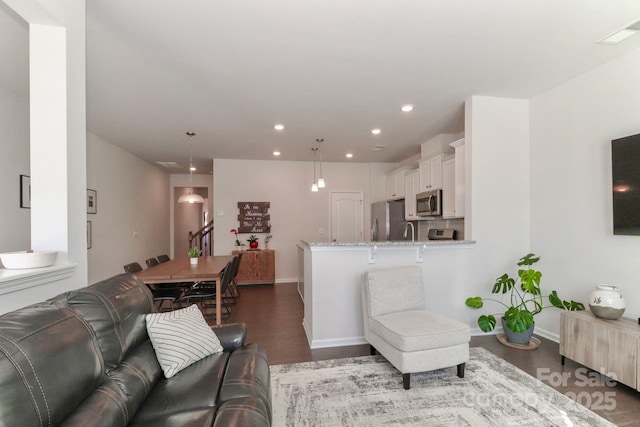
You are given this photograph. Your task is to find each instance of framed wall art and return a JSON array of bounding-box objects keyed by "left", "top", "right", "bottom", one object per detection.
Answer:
[
  {"left": 20, "top": 175, "right": 31, "bottom": 209},
  {"left": 87, "top": 189, "right": 97, "bottom": 214}
]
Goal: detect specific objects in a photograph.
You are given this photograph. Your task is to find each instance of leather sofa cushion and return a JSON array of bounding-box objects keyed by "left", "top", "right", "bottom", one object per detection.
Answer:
[
  {"left": 129, "top": 409, "right": 215, "bottom": 427},
  {"left": 213, "top": 397, "right": 272, "bottom": 427},
  {"left": 0, "top": 304, "right": 103, "bottom": 426},
  {"left": 60, "top": 378, "right": 130, "bottom": 426},
  {"left": 132, "top": 352, "right": 229, "bottom": 424},
  {"left": 218, "top": 343, "right": 271, "bottom": 411},
  {"left": 66, "top": 274, "right": 155, "bottom": 371}
]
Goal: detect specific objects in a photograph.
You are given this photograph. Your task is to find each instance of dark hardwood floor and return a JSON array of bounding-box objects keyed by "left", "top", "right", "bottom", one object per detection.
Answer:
[{"left": 225, "top": 283, "right": 639, "bottom": 426}]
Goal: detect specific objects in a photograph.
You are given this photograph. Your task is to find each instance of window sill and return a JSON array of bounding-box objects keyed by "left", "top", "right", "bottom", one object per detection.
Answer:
[{"left": 0, "top": 263, "right": 77, "bottom": 295}]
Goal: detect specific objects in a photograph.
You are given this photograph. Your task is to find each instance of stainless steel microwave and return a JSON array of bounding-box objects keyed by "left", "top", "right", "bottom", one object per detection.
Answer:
[{"left": 416, "top": 189, "right": 442, "bottom": 216}]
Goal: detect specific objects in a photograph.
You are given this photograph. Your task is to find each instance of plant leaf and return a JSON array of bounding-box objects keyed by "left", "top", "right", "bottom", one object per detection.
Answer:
[
  {"left": 517, "top": 253, "right": 540, "bottom": 267},
  {"left": 465, "top": 297, "right": 484, "bottom": 309},
  {"left": 478, "top": 315, "right": 496, "bottom": 332},
  {"left": 504, "top": 307, "right": 534, "bottom": 333},
  {"left": 492, "top": 274, "right": 515, "bottom": 294},
  {"left": 548, "top": 291, "right": 585, "bottom": 311}
]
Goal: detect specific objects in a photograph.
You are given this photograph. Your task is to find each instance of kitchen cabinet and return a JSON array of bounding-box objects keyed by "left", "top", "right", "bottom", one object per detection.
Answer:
[
  {"left": 231, "top": 249, "right": 275, "bottom": 285},
  {"left": 442, "top": 157, "right": 455, "bottom": 218},
  {"left": 404, "top": 170, "right": 420, "bottom": 220},
  {"left": 386, "top": 168, "right": 408, "bottom": 200},
  {"left": 418, "top": 155, "right": 442, "bottom": 192}
]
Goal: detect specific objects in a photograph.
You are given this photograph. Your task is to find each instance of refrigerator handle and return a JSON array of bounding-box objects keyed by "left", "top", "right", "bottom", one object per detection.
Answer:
[{"left": 372, "top": 217, "right": 378, "bottom": 241}]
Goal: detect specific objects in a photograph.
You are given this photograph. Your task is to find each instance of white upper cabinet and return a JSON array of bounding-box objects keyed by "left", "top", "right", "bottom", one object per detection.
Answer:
[
  {"left": 386, "top": 168, "right": 408, "bottom": 200},
  {"left": 442, "top": 138, "right": 465, "bottom": 218},
  {"left": 404, "top": 170, "right": 420, "bottom": 220},
  {"left": 418, "top": 154, "right": 443, "bottom": 192}
]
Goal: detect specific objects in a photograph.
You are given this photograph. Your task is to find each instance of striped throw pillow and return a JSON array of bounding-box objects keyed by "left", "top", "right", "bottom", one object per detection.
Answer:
[{"left": 145, "top": 304, "right": 223, "bottom": 378}]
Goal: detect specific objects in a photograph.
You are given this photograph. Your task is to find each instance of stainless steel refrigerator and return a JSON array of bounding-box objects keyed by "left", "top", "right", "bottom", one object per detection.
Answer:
[{"left": 371, "top": 200, "right": 414, "bottom": 241}]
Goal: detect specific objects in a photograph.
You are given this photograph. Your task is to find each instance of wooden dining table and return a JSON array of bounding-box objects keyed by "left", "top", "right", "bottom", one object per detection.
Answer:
[{"left": 134, "top": 256, "right": 233, "bottom": 325}]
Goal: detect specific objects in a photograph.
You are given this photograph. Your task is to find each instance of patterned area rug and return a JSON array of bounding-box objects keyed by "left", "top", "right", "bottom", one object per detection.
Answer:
[{"left": 271, "top": 347, "right": 615, "bottom": 426}]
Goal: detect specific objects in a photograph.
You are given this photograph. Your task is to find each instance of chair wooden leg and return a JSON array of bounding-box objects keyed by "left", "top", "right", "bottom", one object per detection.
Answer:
[
  {"left": 403, "top": 373, "right": 411, "bottom": 390},
  {"left": 369, "top": 345, "right": 376, "bottom": 356},
  {"left": 457, "top": 362, "right": 465, "bottom": 378}
]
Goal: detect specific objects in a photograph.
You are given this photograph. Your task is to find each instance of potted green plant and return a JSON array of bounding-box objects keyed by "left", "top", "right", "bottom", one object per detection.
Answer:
[
  {"left": 188, "top": 247, "right": 201, "bottom": 265},
  {"left": 247, "top": 235, "right": 259, "bottom": 249},
  {"left": 465, "top": 253, "right": 584, "bottom": 345},
  {"left": 230, "top": 228, "right": 245, "bottom": 251}
]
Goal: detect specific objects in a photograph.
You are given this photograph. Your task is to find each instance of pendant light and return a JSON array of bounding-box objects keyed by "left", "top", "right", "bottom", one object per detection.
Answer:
[
  {"left": 316, "top": 138, "right": 326, "bottom": 188},
  {"left": 178, "top": 131, "right": 205, "bottom": 204},
  {"left": 311, "top": 147, "right": 319, "bottom": 192}
]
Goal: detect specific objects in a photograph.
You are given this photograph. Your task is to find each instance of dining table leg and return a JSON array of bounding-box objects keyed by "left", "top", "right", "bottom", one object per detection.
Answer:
[{"left": 216, "top": 280, "right": 222, "bottom": 325}]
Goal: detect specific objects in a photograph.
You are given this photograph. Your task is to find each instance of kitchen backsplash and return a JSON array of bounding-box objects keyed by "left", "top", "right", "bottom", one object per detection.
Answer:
[{"left": 418, "top": 218, "right": 465, "bottom": 240}]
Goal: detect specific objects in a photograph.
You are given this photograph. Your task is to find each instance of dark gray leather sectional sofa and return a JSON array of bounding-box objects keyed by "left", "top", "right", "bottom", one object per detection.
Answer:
[{"left": 0, "top": 273, "right": 271, "bottom": 426}]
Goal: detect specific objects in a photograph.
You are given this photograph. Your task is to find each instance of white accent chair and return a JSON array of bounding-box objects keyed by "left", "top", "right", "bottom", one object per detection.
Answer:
[{"left": 362, "top": 265, "right": 470, "bottom": 389}]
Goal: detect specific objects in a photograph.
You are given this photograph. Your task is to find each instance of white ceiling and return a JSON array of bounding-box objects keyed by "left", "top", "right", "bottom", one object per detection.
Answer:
[{"left": 4, "top": 1, "right": 640, "bottom": 173}]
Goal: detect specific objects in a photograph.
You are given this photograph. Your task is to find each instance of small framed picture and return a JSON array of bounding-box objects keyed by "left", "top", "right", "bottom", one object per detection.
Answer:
[
  {"left": 87, "top": 189, "right": 97, "bottom": 214},
  {"left": 87, "top": 221, "right": 92, "bottom": 249},
  {"left": 20, "top": 175, "right": 31, "bottom": 209}
]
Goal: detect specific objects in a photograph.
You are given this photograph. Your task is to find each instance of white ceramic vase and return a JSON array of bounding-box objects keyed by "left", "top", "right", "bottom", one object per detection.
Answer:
[
  {"left": 589, "top": 284, "right": 625, "bottom": 320},
  {"left": 190, "top": 257, "right": 198, "bottom": 265}
]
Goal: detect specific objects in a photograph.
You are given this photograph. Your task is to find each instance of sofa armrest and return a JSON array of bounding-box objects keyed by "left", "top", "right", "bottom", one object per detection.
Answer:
[{"left": 212, "top": 322, "right": 247, "bottom": 351}]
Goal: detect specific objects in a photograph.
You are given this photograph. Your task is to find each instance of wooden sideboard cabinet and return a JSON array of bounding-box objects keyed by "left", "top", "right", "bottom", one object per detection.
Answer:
[
  {"left": 231, "top": 249, "right": 275, "bottom": 285},
  {"left": 560, "top": 310, "right": 640, "bottom": 391}
]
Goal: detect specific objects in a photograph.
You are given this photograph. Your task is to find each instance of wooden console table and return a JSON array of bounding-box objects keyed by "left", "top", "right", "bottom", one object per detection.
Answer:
[
  {"left": 560, "top": 310, "right": 640, "bottom": 391},
  {"left": 232, "top": 249, "right": 275, "bottom": 285}
]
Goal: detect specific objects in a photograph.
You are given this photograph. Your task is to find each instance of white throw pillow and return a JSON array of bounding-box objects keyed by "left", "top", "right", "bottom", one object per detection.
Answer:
[{"left": 145, "top": 304, "right": 223, "bottom": 378}]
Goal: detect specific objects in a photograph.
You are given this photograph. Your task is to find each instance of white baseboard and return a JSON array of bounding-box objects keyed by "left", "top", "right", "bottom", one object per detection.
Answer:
[
  {"left": 470, "top": 326, "right": 559, "bottom": 344},
  {"left": 275, "top": 277, "right": 298, "bottom": 284},
  {"left": 310, "top": 336, "right": 367, "bottom": 349}
]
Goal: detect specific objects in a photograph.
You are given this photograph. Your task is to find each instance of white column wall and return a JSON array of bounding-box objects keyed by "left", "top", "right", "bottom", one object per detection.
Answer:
[{"left": 530, "top": 48, "right": 640, "bottom": 338}]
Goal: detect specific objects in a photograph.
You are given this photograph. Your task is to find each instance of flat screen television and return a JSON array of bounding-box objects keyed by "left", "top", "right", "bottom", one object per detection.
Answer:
[{"left": 612, "top": 133, "right": 640, "bottom": 235}]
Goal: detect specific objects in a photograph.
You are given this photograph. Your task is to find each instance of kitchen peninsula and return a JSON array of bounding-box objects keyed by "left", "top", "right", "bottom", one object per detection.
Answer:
[{"left": 299, "top": 239, "right": 474, "bottom": 349}]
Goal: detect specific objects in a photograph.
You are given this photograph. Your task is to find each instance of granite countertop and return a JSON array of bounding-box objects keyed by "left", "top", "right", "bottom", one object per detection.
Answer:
[{"left": 301, "top": 240, "right": 475, "bottom": 247}]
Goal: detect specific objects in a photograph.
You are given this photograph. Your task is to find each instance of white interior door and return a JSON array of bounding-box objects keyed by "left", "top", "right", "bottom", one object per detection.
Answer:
[{"left": 331, "top": 192, "right": 364, "bottom": 243}]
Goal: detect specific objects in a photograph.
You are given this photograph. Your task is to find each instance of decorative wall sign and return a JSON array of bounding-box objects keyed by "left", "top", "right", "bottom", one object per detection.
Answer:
[{"left": 237, "top": 202, "right": 271, "bottom": 233}]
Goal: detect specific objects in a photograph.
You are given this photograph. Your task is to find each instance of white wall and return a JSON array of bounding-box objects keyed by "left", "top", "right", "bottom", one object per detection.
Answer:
[
  {"left": 0, "top": 0, "right": 88, "bottom": 315},
  {"left": 87, "top": 132, "right": 170, "bottom": 284},
  {"left": 530, "top": 48, "right": 640, "bottom": 337},
  {"left": 0, "top": 84, "right": 30, "bottom": 253},
  {"left": 214, "top": 159, "right": 385, "bottom": 281}
]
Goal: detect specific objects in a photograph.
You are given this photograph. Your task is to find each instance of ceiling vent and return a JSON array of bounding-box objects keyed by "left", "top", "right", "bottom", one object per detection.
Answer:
[
  {"left": 156, "top": 161, "right": 180, "bottom": 169},
  {"left": 371, "top": 145, "right": 386, "bottom": 151},
  {"left": 598, "top": 19, "right": 640, "bottom": 45}
]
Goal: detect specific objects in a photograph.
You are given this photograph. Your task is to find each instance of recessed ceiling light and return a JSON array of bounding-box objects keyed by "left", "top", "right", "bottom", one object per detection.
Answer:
[
  {"left": 401, "top": 104, "right": 414, "bottom": 112},
  {"left": 273, "top": 151, "right": 281, "bottom": 156},
  {"left": 274, "top": 124, "right": 285, "bottom": 131},
  {"left": 190, "top": 166, "right": 196, "bottom": 171},
  {"left": 371, "top": 128, "right": 381, "bottom": 135},
  {"left": 346, "top": 153, "right": 353, "bottom": 158}
]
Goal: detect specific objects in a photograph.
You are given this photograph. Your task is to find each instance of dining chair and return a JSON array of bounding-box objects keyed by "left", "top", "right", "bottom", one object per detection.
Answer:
[
  {"left": 157, "top": 254, "right": 171, "bottom": 263},
  {"left": 145, "top": 257, "right": 159, "bottom": 268},
  {"left": 182, "top": 261, "right": 235, "bottom": 321},
  {"left": 229, "top": 253, "right": 243, "bottom": 299},
  {"left": 123, "top": 262, "right": 143, "bottom": 274}
]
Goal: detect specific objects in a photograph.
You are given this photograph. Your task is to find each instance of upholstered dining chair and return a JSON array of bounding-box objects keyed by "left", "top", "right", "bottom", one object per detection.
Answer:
[
  {"left": 124, "top": 261, "right": 182, "bottom": 312},
  {"left": 362, "top": 265, "right": 470, "bottom": 390},
  {"left": 157, "top": 254, "right": 171, "bottom": 263},
  {"left": 145, "top": 257, "right": 159, "bottom": 268},
  {"left": 123, "top": 262, "right": 143, "bottom": 274}
]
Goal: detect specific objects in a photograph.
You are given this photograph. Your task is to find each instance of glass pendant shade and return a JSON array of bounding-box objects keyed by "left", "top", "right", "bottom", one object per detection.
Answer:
[
  {"left": 317, "top": 177, "right": 325, "bottom": 188},
  {"left": 179, "top": 131, "right": 204, "bottom": 204},
  {"left": 311, "top": 182, "right": 319, "bottom": 192},
  {"left": 178, "top": 191, "right": 205, "bottom": 204}
]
